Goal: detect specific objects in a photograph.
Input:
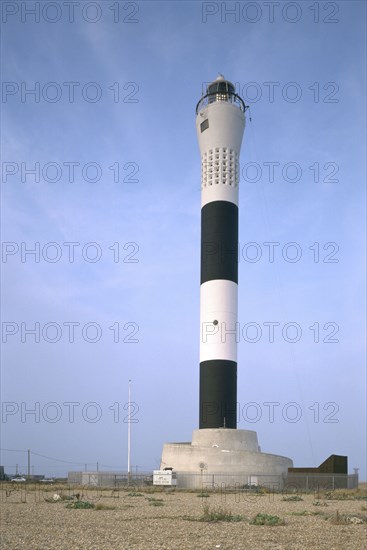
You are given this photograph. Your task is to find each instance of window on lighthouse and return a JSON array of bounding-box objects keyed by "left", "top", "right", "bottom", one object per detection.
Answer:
[
  {"left": 200, "top": 119, "right": 209, "bottom": 133},
  {"left": 216, "top": 93, "right": 229, "bottom": 102}
]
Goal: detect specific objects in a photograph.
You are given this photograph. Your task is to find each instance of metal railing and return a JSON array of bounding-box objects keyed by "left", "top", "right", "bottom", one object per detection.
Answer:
[
  {"left": 285, "top": 473, "right": 358, "bottom": 491},
  {"left": 196, "top": 92, "right": 247, "bottom": 114},
  {"left": 67, "top": 471, "right": 359, "bottom": 491}
]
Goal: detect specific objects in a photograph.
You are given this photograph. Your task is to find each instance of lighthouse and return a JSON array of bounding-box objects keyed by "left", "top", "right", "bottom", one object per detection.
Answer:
[
  {"left": 196, "top": 75, "right": 246, "bottom": 430},
  {"left": 158, "top": 76, "right": 293, "bottom": 487}
]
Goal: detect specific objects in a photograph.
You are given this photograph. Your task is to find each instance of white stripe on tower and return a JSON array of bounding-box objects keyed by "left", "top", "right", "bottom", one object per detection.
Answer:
[{"left": 196, "top": 75, "right": 246, "bottom": 429}]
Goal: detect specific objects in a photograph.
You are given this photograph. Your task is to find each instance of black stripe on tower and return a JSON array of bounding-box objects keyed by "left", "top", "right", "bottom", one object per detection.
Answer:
[
  {"left": 200, "top": 200, "right": 238, "bottom": 429},
  {"left": 201, "top": 201, "right": 238, "bottom": 284},
  {"left": 199, "top": 360, "right": 237, "bottom": 429}
]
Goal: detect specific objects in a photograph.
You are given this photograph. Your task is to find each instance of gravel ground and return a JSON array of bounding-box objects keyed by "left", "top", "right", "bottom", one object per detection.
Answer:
[{"left": 1, "top": 485, "right": 366, "bottom": 549}]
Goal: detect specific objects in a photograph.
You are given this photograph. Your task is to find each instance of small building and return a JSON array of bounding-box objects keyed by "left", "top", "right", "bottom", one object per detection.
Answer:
[{"left": 286, "top": 455, "right": 358, "bottom": 490}]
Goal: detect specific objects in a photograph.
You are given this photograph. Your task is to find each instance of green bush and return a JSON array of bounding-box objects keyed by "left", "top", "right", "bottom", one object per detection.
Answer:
[
  {"left": 65, "top": 500, "right": 95, "bottom": 509},
  {"left": 198, "top": 503, "right": 243, "bottom": 523},
  {"left": 146, "top": 497, "right": 164, "bottom": 506},
  {"left": 251, "top": 513, "right": 285, "bottom": 526}
]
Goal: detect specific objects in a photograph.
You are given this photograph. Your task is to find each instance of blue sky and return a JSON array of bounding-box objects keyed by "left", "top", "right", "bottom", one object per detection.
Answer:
[{"left": 1, "top": 1, "right": 366, "bottom": 479}]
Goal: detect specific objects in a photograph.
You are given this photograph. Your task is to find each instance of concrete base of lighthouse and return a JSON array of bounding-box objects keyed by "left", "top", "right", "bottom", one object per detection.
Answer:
[{"left": 160, "top": 429, "right": 293, "bottom": 489}]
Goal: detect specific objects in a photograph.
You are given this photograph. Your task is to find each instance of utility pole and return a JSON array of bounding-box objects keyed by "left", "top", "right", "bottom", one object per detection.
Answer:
[
  {"left": 27, "top": 449, "right": 31, "bottom": 480},
  {"left": 127, "top": 379, "right": 131, "bottom": 484}
]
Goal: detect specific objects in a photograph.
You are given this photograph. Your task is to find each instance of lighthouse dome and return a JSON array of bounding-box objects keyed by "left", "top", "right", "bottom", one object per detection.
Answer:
[
  {"left": 206, "top": 74, "right": 236, "bottom": 96},
  {"left": 196, "top": 74, "right": 246, "bottom": 114}
]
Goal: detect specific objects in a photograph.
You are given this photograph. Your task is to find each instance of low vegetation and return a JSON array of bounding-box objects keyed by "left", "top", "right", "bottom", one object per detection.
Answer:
[
  {"left": 251, "top": 513, "right": 285, "bottom": 526},
  {"left": 146, "top": 497, "right": 164, "bottom": 506},
  {"left": 313, "top": 500, "right": 328, "bottom": 507},
  {"left": 290, "top": 510, "right": 325, "bottom": 516},
  {"left": 185, "top": 503, "right": 243, "bottom": 523},
  {"left": 94, "top": 503, "right": 116, "bottom": 511},
  {"left": 322, "top": 489, "right": 367, "bottom": 501},
  {"left": 330, "top": 510, "right": 367, "bottom": 525},
  {"left": 65, "top": 500, "right": 95, "bottom": 509}
]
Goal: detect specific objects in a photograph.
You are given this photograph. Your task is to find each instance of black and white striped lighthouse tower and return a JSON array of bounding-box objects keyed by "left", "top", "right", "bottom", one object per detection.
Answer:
[
  {"left": 159, "top": 79, "right": 293, "bottom": 482},
  {"left": 196, "top": 75, "right": 247, "bottom": 430}
]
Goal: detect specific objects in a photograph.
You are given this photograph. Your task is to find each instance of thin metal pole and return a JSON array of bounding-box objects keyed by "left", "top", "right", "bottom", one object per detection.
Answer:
[
  {"left": 127, "top": 379, "right": 131, "bottom": 482},
  {"left": 27, "top": 449, "right": 30, "bottom": 479}
]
